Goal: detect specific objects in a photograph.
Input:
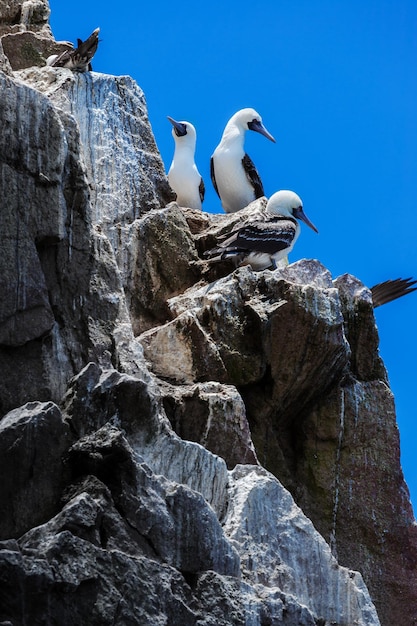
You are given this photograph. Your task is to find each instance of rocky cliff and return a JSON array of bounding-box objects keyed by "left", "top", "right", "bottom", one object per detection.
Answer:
[{"left": 0, "top": 3, "right": 416, "bottom": 625}]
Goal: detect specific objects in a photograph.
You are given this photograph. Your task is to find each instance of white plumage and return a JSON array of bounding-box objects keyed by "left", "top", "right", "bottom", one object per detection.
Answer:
[
  {"left": 205, "top": 190, "right": 318, "bottom": 270},
  {"left": 210, "top": 108, "right": 275, "bottom": 213},
  {"left": 167, "top": 117, "right": 205, "bottom": 211}
]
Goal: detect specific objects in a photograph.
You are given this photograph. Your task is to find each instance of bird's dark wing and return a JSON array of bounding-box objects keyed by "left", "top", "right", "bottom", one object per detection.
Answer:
[
  {"left": 210, "top": 157, "right": 220, "bottom": 198},
  {"left": 370, "top": 277, "right": 417, "bottom": 307},
  {"left": 242, "top": 153, "right": 264, "bottom": 199},
  {"left": 52, "top": 28, "right": 99, "bottom": 70},
  {"left": 199, "top": 177, "right": 205, "bottom": 203},
  {"left": 219, "top": 216, "right": 297, "bottom": 255},
  {"left": 73, "top": 28, "right": 99, "bottom": 67}
]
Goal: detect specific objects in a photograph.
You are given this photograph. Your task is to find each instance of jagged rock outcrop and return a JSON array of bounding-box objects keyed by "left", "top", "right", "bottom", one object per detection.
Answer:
[
  {"left": 0, "top": 0, "right": 51, "bottom": 37},
  {"left": 0, "top": 368, "right": 379, "bottom": 625},
  {"left": 0, "top": 8, "right": 416, "bottom": 625},
  {"left": 0, "top": 0, "right": 61, "bottom": 71}
]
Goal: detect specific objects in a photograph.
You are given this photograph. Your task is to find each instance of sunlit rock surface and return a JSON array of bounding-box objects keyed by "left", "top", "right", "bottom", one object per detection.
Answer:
[{"left": 0, "top": 9, "right": 416, "bottom": 625}]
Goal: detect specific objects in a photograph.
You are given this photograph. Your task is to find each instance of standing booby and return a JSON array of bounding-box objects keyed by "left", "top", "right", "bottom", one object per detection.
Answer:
[
  {"left": 167, "top": 117, "right": 205, "bottom": 211},
  {"left": 46, "top": 27, "right": 100, "bottom": 71},
  {"left": 210, "top": 108, "right": 276, "bottom": 213},
  {"left": 205, "top": 190, "right": 318, "bottom": 270},
  {"left": 371, "top": 277, "right": 417, "bottom": 307}
]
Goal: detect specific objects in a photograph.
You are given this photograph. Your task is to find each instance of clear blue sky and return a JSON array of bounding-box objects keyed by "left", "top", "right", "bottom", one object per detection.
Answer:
[{"left": 49, "top": 0, "right": 417, "bottom": 512}]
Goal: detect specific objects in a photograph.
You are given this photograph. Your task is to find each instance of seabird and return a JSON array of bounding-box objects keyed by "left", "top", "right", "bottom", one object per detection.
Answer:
[
  {"left": 167, "top": 117, "right": 205, "bottom": 211},
  {"left": 371, "top": 277, "right": 417, "bottom": 307},
  {"left": 210, "top": 108, "right": 276, "bottom": 213},
  {"left": 205, "top": 189, "right": 318, "bottom": 270},
  {"left": 46, "top": 27, "right": 100, "bottom": 72}
]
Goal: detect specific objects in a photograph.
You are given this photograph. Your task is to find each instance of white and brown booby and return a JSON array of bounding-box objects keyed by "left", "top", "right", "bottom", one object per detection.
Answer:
[
  {"left": 210, "top": 108, "right": 276, "bottom": 213},
  {"left": 47, "top": 27, "right": 100, "bottom": 72},
  {"left": 205, "top": 190, "right": 318, "bottom": 270},
  {"left": 371, "top": 277, "right": 417, "bottom": 307},
  {"left": 167, "top": 117, "right": 205, "bottom": 211}
]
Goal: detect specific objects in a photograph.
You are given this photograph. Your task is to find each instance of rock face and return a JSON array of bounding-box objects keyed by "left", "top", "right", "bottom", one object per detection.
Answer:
[{"left": 0, "top": 12, "right": 416, "bottom": 626}]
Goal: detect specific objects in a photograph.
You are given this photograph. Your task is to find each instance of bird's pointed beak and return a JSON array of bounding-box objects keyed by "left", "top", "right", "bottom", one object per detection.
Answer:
[
  {"left": 167, "top": 116, "right": 187, "bottom": 137},
  {"left": 293, "top": 206, "right": 319, "bottom": 233},
  {"left": 247, "top": 119, "right": 276, "bottom": 143}
]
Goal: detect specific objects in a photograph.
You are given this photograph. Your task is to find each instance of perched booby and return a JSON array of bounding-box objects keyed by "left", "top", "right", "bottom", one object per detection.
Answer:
[
  {"left": 167, "top": 117, "right": 205, "bottom": 211},
  {"left": 210, "top": 108, "right": 276, "bottom": 213},
  {"left": 46, "top": 27, "right": 100, "bottom": 72},
  {"left": 371, "top": 277, "right": 417, "bottom": 307},
  {"left": 205, "top": 190, "right": 318, "bottom": 271}
]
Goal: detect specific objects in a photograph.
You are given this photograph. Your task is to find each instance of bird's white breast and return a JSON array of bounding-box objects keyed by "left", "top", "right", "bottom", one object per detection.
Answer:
[
  {"left": 168, "top": 152, "right": 202, "bottom": 210},
  {"left": 213, "top": 144, "right": 256, "bottom": 213}
]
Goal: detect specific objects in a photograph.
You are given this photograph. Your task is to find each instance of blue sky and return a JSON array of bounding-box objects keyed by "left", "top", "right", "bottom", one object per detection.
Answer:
[{"left": 49, "top": 0, "right": 417, "bottom": 511}]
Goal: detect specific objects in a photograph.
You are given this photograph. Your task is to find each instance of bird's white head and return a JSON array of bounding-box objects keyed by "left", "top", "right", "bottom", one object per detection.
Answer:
[
  {"left": 227, "top": 108, "right": 276, "bottom": 142},
  {"left": 167, "top": 116, "right": 197, "bottom": 148},
  {"left": 267, "top": 190, "right": 318, "bottom": 233}
]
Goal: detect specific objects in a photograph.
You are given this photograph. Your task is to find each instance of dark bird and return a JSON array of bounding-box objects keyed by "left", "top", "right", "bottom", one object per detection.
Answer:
[
  {"left": 205, "top": 190, "right": 318, "bottom": 270},
  {"left": 210, "top": 108, "right": 276, "bottom": 213},
  {"left": 371, "top": 277, "right": 417, "bottom": 307},
  {"left": 47, "top": 27, "right": 100, "bottom": 72}
]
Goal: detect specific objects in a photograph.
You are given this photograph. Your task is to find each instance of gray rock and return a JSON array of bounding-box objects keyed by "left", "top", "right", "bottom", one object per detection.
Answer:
[
  {"left": 66, "top": 424, "right": 240, "bottom": 576},
  {"left": 0, "top": 72, "right": 66, "bottom": 347},
  {"left": 0, "top": 39, "right": 12, "bottom": 74},
  {"left": 0, "top": 0, "right": 52, "bottom": 37},
  {"left": 0, "top": 401, "right": 72, "bottom": 539},
  {"left": 0, "top": 377, "right": 380, "bottom": 626},
  {"left": 334, "top": 272, "right": 388, "bottom": 381},
  {"left": 0, "top": 69, "right": 156, "bottom": 413},
  {"left": 140, "top": 259, "right": 349, "bottom": 411},
  {"left": 16, "top": 68, "right": 175, "bottom": 247},
  {"left": 125, "top": 204, "right": 201, "bottom": 333},
  {"left": 1, "top": 32, "right": 63, "bottom": 69},
  {"left": 224, "top": 464, "right": 380, "bottom": 626},
  {"left": 161, "top": 380, "right": 258, "bottom": 468},
  {"left": 62, "top": 363, "right": 231, "bottom": 519}
]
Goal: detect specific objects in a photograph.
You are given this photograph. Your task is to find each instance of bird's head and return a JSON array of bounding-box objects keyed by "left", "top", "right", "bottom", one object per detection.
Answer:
[
  {"left": 230, "top": 108, "right": 276, "bottom": 142},
  {"left": 267, "top": 190, "right": 318, "bottom": 233},
  {"left": 167, "top": 116, "right": 197, "bottom": 146}
]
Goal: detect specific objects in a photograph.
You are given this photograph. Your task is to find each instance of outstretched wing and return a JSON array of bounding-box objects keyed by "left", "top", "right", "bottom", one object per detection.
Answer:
[
  {"left": 371, "top": 277, "right": 417, "bottom": 307},
  {"left": 242, "top": 153, "right": 264, "bottom": 199}
]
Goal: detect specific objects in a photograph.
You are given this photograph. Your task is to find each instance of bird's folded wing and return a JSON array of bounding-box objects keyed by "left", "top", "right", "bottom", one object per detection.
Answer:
[
  {"left": 219, "top": 217, "right": 297, "bottom": 254},
  {"left": 199, "top": 177, "right": 205, "bottom": 203},
  {"left": 210, "top": 157, "right": 220, "bottom": 198},
  {"left": 242, "top": 153, "right": 264, "bottom": 199}
]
